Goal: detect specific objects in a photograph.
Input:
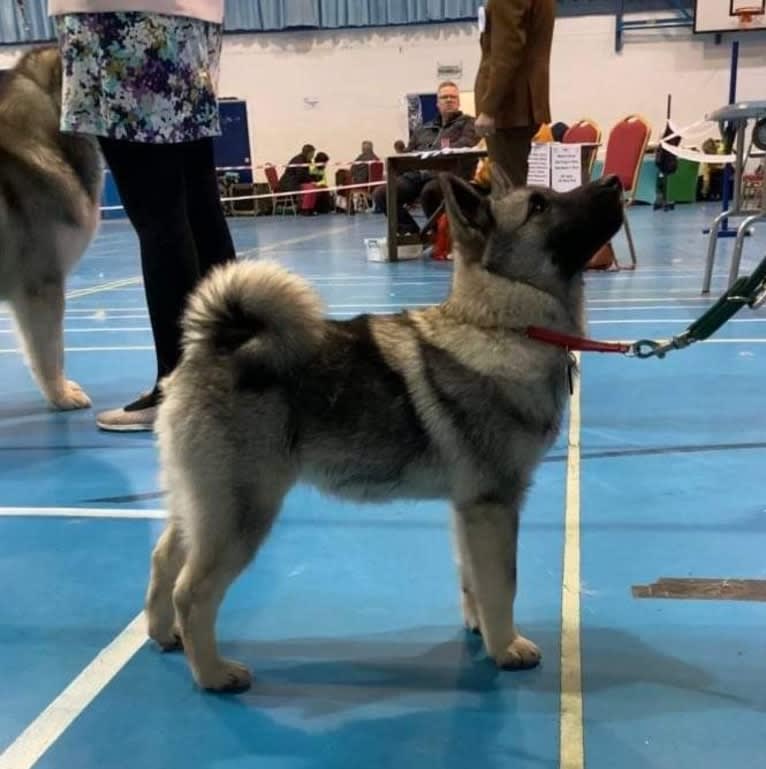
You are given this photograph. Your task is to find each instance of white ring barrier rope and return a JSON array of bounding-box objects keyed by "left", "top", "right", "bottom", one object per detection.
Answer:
[{"left": 99, "top": 179, "right": 385, "bottom": 212}]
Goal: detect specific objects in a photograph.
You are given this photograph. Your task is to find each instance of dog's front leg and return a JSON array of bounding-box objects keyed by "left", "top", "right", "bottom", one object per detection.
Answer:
[
  {"left": 454, "top": 497, "right": 540, "bottom": 669},
  {"left": 452, "top": 510, "right": 480, "bottom": 633},
  {"left": 11, "top": 279, "right": 91, "bottom": 410}
]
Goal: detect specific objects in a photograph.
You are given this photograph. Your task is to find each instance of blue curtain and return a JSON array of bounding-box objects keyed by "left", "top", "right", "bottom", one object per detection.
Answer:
[
  {"left": 224, "top": 1, "right": 481, "bottom": 31},
  {"left": 1, "top": 2, "right": 55, "bottom": 45},
  {"left": 1, "top": 0, "right": 481, "bottom": 43},
  {"left": 1, "top": 1, "right": 693, "bottom": 46}
]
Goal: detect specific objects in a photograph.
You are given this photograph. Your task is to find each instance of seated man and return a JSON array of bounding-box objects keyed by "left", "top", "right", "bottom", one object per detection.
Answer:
[
  {"left": 278, "top": 144, "right": 315, "bottom": 193},
  {"left": 374, "top": 81, "right": 478, "bottom": 235},
  {"left": 350, "top": 140, "right": 380, "bottom": 185}
]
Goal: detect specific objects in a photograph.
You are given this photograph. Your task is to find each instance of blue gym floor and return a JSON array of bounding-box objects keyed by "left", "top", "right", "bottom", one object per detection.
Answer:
[{"left": 1, "top": 204, "right": 764, "bottom": 769}]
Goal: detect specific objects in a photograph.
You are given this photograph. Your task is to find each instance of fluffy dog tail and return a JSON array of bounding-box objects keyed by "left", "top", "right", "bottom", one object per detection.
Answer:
[{"left": 181, "top": 260, "right": 325, "bottom": 371}]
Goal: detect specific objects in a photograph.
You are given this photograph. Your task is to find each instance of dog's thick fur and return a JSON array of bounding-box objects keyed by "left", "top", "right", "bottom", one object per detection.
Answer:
[
  {"left": 146, "top": 170, "right": 624, "bottom": 691},
  {"left": 0, "top": 47, "right": 102, "bottom": 409}
]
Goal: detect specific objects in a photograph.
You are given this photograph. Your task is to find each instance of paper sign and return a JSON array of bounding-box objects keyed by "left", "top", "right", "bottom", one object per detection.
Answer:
[
  {"left": 526, "top": 143, "right": 551, "bottom": 187},
  {"left": 551, "top": 144, "right": 583, "bottom": 192}
]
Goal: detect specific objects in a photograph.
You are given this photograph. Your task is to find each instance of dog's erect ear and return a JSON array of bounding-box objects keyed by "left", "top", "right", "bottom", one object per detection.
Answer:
[
  {"left": 489, "top": 162, "right": 514, "bottom": 200},
  {"left": 439, "top": 173, "right": 493, "bottom": 257}
]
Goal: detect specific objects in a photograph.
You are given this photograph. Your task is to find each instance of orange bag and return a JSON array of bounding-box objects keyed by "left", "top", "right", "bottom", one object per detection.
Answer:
[
  {"left": 432, "top": 213, "right": 452, "bottom": 260},
  {"left": 586, "top": 241, "right": 617, "bottom": 270}
]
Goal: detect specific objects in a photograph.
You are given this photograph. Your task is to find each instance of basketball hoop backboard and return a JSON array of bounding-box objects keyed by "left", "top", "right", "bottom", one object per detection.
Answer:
[{"left": 694, "top": 0, "right": 766, "bottom": 33}]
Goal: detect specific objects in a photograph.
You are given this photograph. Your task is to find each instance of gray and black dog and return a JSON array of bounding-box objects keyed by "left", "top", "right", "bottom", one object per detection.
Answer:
[{"left": 146, "top": 168, "right": 624, "bottom": 691}]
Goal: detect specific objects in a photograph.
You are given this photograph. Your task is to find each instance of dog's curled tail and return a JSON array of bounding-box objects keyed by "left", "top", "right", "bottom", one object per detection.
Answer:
[{"left": 181, "top": 260, "right": 325, "bottom": 370}]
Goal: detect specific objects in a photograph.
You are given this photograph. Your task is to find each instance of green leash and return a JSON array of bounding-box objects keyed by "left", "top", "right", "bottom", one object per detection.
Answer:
[{"left": 630, "top": 252, "right": 766, "bottom": 359}]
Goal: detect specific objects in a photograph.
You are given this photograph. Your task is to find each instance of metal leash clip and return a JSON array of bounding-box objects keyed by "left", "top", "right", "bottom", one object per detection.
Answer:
[
  {"left": 748, "top": 280, "right": 766, "bottom": 310},
  {"left": 627, "top": 333, "right": 693, "bottom": 360}
]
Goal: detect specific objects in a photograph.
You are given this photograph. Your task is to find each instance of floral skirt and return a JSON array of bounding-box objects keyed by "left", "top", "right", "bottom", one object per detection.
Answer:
[{"left": 56, "top": 12, "right": 223, "bottom": 143}]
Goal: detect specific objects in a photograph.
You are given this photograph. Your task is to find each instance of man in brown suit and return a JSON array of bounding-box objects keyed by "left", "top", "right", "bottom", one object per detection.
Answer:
[{"left": 474, "top": 0, "right": 555, "bottom": 185}]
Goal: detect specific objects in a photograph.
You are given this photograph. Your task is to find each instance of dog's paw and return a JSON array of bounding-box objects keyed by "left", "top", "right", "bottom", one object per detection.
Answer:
[
  {"left": 146, "top": 608, "right": 183, "bottom": 651},
  {"left": 195, "top": 659, "right": 252, "bottom": 693},
  {"left": 148, "top": 626, "right": 183, "bottom": 652},
  {"left": 495, "top": 635, "right": 541, "bottom": 670},
  {"left": 461, "top": 588, "right": 481, "bottom": 635},
  {"left": 50, "top": 380, "right": 91, "bottom": 410}
]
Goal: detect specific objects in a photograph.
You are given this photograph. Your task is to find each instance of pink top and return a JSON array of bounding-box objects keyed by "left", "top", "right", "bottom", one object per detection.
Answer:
[{"left": 48, "top": 1, "right": 225, "bottom": 24}]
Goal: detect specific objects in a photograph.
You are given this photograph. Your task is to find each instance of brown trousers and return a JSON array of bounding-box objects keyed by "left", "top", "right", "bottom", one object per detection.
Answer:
[{"left": 486, "top": 126, "right": 539, "bottom": 187}]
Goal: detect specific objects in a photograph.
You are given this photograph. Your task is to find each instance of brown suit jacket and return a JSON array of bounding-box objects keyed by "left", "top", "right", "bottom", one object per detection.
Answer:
[{"left": 474, "top": 0, "right": 555, "bottom": 129}]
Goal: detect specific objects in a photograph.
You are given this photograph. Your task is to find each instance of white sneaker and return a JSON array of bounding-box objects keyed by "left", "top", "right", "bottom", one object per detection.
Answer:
[
  {"left": 96, "top": 391, "right": 158, "bottom": 432},
  {"left": 96, "top": 405, "right": 157, "bottom": 432}
]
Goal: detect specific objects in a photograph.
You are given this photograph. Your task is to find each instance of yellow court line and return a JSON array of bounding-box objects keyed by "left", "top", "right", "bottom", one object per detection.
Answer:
[{"left": 560, "top": 351, "right": 584, "bottom": 769}]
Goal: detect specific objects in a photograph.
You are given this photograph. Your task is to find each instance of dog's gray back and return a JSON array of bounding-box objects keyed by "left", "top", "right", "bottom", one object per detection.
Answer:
[{"left": 159, "top": 172, "right": 624, "bottom": 509}]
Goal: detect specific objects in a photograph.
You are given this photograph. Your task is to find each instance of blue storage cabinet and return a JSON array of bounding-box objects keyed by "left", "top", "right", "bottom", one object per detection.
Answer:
[
  {"left": 100, "top": 169, "right": 126, "bottom": 220},
  {"left": 214, "top": 98, "right": 253, "bottom": 184}
]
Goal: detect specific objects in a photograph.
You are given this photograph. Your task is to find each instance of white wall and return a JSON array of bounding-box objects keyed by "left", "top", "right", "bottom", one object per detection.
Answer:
[
  {"left": 550, "top": 17, "right": 766, "bottom": 143},
  {"left": 217, "top": 22, "right": 480, "bottom": 170},
  {"left": 3, "top": 15, "right": 765, "bottom": 179},
  {"left": 219, "top": 16, "right": 766, "bottom": 176}
]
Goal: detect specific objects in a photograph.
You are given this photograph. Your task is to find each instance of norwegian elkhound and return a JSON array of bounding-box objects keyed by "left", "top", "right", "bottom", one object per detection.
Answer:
[
  {"left": 145, "top": 169, "right": 624, "bottom": 691},
  {"left": 0, "top": 47, "right": 102, "bottom": 409}
]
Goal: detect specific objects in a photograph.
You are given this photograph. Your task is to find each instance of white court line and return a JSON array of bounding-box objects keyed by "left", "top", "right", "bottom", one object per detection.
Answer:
[
  {"left": 238, "top": 223, "right": 354, "bottom": 258},
  {"left": 4, "top": 318, "right": 766, "bottom": 336},
  {"left": 0, "top": 507, "right": 164, "bottom": 519},
  {"left": 56, "top": 226, "right": 356, "bottom": 304},
  {"left": 611, "top": 338, "right": 766, "bottom": 345},
  {"left": 57, "top": 305, "right": 723, "bottom": 316},
  {"left": 587, "top": 305, "right": 720, "bottom": 312},
  {"left": 1, "top": 304, "right": 738, "bottom": 325},
  {"left": 588, "top": 285, "right": 725, "bottom": 292},
  {"left": 587, "top": 297, "right": 715, "bottom": 303},
  {"left": 585, "top": 274, "right": 731, "bottom": 281},
  {"left": 86, "top": 247, "right": 139, "bottom": 256},
  {"left": 3, "top": 339, "right": 766, "bottom": 355},
  {"left": 50, "top": 304, "right": 743, "bottom": 315},
  {"left": 50, "top": 314, "right": 149, "bottom": 321},
  {"left": 0, "top": 295, "right": 732, "bottom": 316},
  {"left": 66, "top": 277, "right": 142, "bottom": 300},
  {"left": 0, "top": 613, "right": 147, "bottom": 769},
  {"left": 588, "top": 318, "right": 766, "bottom": 325},
  {"left": 0, "top": 345, "right": 153, "bottom": 354},
  {"left": 588, "top": 302, "right": 712, "bottom": 312},
  {"left": 0, "top": 296, "right": 728, "bottom": 320},
  {"left": 34, "top": 298, "right": 735, "bottom": 311},
  {"left": 89, "top": 287, "right": 156, "bottom": 292},
  {"left": 88, "top": 238, "right": 136, "bottom": 248},
  {"left": 0, "top": 328, "right": 151, "bottom": 334},
  {"left": 560, "top": 351, "right": 584, "bottom": 769}
]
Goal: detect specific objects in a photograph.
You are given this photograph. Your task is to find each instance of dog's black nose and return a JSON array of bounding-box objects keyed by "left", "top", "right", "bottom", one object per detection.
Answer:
[{"left": 603, "top": 174, "right": 623, "bottom": 192}]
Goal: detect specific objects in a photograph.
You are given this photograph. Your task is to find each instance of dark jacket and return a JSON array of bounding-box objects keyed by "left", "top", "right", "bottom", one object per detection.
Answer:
[
  {"left": 350, "top": 150, "right": 380, "bottom": 184},
  {"left": 278, "top": 153, "right": 313, "bottom": 192},
  {"left": 407, "top": 111, "right": 478, "bottom": 152}
]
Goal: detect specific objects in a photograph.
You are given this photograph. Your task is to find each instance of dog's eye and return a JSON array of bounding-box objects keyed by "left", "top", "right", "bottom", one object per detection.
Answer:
[{"left": 528, "top": 194, "right": 548, "bottom": 217}]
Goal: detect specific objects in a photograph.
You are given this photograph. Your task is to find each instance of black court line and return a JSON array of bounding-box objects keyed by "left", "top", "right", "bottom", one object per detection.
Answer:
[
  {"left": 633, "top": 577, "right": 766, "bottom": 602},
  {"left": 77, "top": 441, "right": 766, "bottom": 505}
]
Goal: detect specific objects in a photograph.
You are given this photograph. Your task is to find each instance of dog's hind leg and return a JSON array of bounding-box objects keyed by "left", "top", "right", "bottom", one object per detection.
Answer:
[
  {"left": 145, "top": 521, "right": 186, "bottom": 651},
  {"left": 10, "top": 279, "right": 91, "bottom": 410},
  {"left": 171, "top": 482, "right": 288, "bottom": 692},
  {"left": 172, "top": 531, "right": 266, "bottom": 692},
  {"left": 454, "top": 496, "right": 541, "bottom": 670}
]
